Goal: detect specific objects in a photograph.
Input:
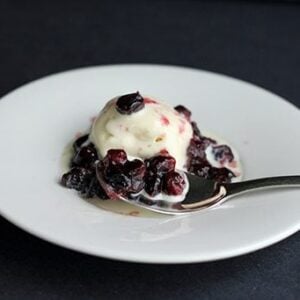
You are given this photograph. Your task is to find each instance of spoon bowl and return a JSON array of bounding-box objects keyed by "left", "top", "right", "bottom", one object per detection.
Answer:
[{"left": 119, "top": 173, "right": 300, "bottom": 215}]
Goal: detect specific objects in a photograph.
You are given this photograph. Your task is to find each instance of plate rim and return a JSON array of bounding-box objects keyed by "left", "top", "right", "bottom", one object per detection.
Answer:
[{"left": 1, "top": 206, "right": 299, "bottom": 264}]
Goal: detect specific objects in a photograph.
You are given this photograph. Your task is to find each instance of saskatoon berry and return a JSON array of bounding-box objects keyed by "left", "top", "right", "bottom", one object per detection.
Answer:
[
  {"left": 163, "top": 171, "right": 186, "bottom": 196},
  {"left": 104, "top": 165, "right": 131, "bottom": 191},
  {"left": 61, "top": 167, "right": 92, "bottom": 192},
  {"left": 187, "top": 137, "right": 216, "bottom": 163},
  {"left": 144, "top": 174, "right": 163, "bottom": 197},
  {"left": 187, "top": 139, "right": 207, "bottom": 161},
  {"left": 212, "top": 145, "right": 234, "bottom": 163},
  {"left": 125, "top": 159, "right": 146, "bottom": 178},
  {"left": 145, "top": 155, "right": 176, "bottom": 174},
  {"left": 97, "top": 155, "right": 145, "bottom": 197},
  {"left": 72, "top": 144, "right": 98, "bottom": 168},
  {"left": 116, "top": 92, "right": 145, "bottom": 115},
  {"left": 73, "top": 134, "right": 89, "bottom": 153},
  {"left": 124, "top": 159, "right": 146, "bottom": 193},
  {"left": 96, "top": 161, "right": 117, "bottom": 199},
  {"left": 105, "top": 149, "right": 127, "bottom": 165}
]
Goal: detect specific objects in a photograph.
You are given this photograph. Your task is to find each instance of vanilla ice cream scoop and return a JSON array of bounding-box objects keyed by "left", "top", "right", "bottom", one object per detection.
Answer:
[{"left": 89, "top": 93, "right": 193, "bottom": 169}]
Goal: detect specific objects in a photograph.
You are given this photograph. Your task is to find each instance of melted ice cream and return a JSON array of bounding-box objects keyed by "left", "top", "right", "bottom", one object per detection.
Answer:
[{"left": 90, "top": 96, "right": 193, "bottom": 169}]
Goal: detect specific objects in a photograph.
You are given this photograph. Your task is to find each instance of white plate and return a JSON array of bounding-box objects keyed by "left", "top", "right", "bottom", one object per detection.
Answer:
[{"left": 0, "top": 64, "right": 299, "bottom": 264}]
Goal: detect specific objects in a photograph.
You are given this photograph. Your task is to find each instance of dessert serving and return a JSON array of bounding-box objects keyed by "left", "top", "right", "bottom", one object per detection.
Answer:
[{"left": 61, "top": 92, "right": 241, "bottom": 203}]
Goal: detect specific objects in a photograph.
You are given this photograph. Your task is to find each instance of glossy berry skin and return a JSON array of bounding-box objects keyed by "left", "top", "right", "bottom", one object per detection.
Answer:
[
  {"left": 97, "top": 150, "right": 147, "bottom": 197},
  {"left": 61, "top": 167, "right": 92, "bottom": 192},
  {"left": 212, "top": 145, "right": 234, "bottom": 163},
  {"left": 73, "top": 134, "right": 89, "bottom": 152},
  {"left": 187, "top": 136, "right": 235, "bottom": 184},
  {"left": 145, "top": 155, "right": 176, "bottom": 174},
  {"left": 187, "top": 139, "right": 210, "bottom": 161},
  {"left": 163, "top": 171, "right": 186, "bottom": 195},
  {"left": 144, "top": 174, "right": 163, "bottom": 197},
  {"left": 72, "top": 145, "right": 98, "bottom": 168},
  {"left": 125, "top": 159, "right": 146, "bottom": 193},
  {"left": 144, "top": 155, "right": 185, "bottom": 196},
  {"left": 188, "top": 161, "right": 235, "bottom": 184},
  {"left": 104, "top": 164, "right": 130, "bottom": 190},
  {"left": 116, "top": 92, "right": 145, "bottom": 115},
  {"left": 125, "top": 159, "right": 146, "bottom": 178},
  {"left": 105, "top": 149, "right": 127, "bottom": 165}
]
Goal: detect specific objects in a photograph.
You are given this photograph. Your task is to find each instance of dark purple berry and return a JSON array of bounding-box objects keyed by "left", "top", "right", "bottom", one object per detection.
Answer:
[
  {"left": 72, "top": 144, "right": 98, "bottom": 168},
  {"left": 105, "top": 149, "right": 127, "bottom": 165},
  {"left": 145, "top": 155, "right": 176, "bottom": 174},
  {"left": 96, "top": 150, "right": 131, "bottom": 197},
  {"left": 97, "top": 154, "right": 146, "bottom": 197},
  {"left": 174, "top": 105, "right": 191, "bottom": 121},
  {"left": 212, "top": 145, "right": 234, "bottom": 163},
  {"left": 144, "top": 174, "right": 163, "bottom": 197},
  {"left": 125, "top": 159, "right": 146, "bottom": 178},
  {"left": 124, "top": 159, "right": 146, "bottom": 193},
  {"left": 163, "top": 171, "right": 186, "bottom": 195},
  {"left": 187, "top": 137, "right": 216, "bottom": 167},
  {"left": 143, "top": 154, "right": 177, "bottom": 197},
  {"left": 61, "top": 167, "right": 92, "bottom": 192},
  {"left": 116, "top": 92, "right": 145, "bottom": 115},
  {"left": 73, "top": 134, "right": 89, "bottom": 152},
  {"left": 209, "top": 167, "right": 235, "bottom": 183},
  {"left": 104, "top": 165, "right": 131, "bottom": 191},
  {"left": 96, "top": 161, "right": 117, "bottom": 199},
  {"left": 187, "top": 139, "right": 207, "bottom": 161}
]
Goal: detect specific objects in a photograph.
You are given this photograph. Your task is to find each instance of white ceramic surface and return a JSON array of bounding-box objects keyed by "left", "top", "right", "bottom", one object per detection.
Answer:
[{"left": 0, "top": 64, "right": 299, "bottom": 263}]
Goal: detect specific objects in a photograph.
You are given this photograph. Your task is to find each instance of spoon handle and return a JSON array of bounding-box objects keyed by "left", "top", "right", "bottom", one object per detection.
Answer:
[{"left": 224, "top": 176, "right": 300, "bottom": 196}]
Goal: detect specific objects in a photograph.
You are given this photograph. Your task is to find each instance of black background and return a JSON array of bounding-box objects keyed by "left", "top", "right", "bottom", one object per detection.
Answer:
[{"left": 0, "top": 1, "right": 299, "bottom": 299}]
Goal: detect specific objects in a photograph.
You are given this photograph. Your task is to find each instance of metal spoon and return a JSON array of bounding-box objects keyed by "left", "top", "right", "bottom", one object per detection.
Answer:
[{"left": 119, "top": 174, "right": 300, "bottom": 215}]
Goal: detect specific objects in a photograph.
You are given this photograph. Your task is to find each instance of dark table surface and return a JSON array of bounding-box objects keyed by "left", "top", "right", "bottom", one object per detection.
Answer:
[{"left": 0, "top": 1, "right": 299, "bottom": 299}]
